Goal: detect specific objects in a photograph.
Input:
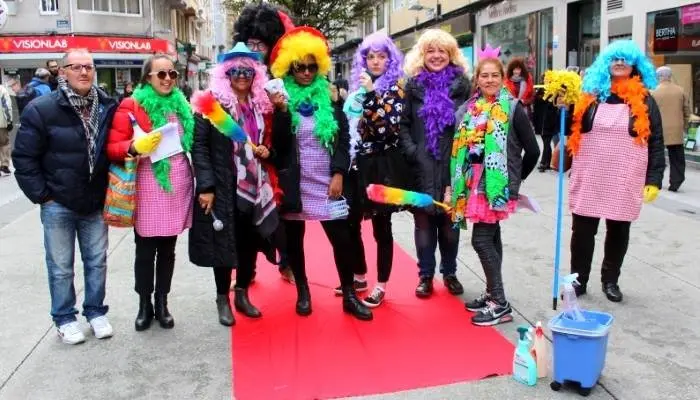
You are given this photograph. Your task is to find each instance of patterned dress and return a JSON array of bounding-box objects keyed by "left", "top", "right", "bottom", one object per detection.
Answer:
[
  {"left": 134, "top": 114, "right": 194, "bottom": 236},
  {"left": 569, "top": 103, "right": 648, "bottom": 222},
  {"left": 282, "top": 116, "right": 333, "bottom": 221}
]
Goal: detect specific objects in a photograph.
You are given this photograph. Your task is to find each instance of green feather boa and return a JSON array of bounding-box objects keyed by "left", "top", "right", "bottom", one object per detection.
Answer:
[
  {"left": 132, "top": 84, "right": 194, "bottom": 192},
  {"left": 283, "top": 75, "right": 338, "bottom": 152}
]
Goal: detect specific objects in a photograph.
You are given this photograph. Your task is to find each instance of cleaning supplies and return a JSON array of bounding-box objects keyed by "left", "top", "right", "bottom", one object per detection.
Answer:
[
  {"left": 532, "top": 321, "right": 549, "bottom": 378},
  {"left": 513, "top": 325, "right": 538, "bottom": 386},
  {"left": 561, "top": 273, "right": 585, "bottom": 321}
]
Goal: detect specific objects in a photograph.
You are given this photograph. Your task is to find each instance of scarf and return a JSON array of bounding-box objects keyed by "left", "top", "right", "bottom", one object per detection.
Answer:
[
  {"left": 132, "top": 84, "right": 194, "bottom": 192},
  {"left": 284, "top": 75, "right": 338, "bottom": 152},
  {"left": 415, "top": 64, "right": 463, "bottom": 159},
  {"left": 568, "top": 76, "right": 650, "bottom": 156},
  {"left": 450, "top": 87, "right": 512, "bottom": 228},
  {"left": 58, "top": 77, "right": 99, "bottom": 174}
]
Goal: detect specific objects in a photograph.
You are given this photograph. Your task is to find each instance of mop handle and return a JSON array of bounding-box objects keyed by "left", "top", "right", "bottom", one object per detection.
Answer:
[{"left": 553, "top": 107, "right": 567, "bottom": 310}]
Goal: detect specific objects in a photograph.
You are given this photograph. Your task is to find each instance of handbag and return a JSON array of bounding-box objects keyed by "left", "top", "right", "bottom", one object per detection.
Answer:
[
  {"left": 550, "top": 142, "right": 572, "bottom": 172},
  {"left": 103, "top": 156, "right": 137, "bottom": 227}
]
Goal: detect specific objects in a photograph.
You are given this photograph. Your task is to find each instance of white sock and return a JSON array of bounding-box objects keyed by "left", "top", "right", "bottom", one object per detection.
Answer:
[
  {"left": 376, "top": 282, "right": 386, "bottom": 291},
  {"left": 354, "top": 274, "right": 366, "bottom": 282}
]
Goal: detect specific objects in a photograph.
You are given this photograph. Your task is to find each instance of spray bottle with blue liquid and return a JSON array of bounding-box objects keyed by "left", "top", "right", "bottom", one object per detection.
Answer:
[
  {"left": 513, "top": 325, "right": 538, "bottom": 386},
  {"left": 561, "top": 273, "right": 585, "bottom": 321}
]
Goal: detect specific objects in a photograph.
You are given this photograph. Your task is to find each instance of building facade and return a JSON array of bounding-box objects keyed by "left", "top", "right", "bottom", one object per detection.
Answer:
[{"left": 0, "top": 0, "right": 213, "bottom": 94}]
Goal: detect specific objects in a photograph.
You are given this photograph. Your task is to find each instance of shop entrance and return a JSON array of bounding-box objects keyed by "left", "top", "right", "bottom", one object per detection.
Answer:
[{"left": 566, "top": 0, "right": 601, "bottom": 69}]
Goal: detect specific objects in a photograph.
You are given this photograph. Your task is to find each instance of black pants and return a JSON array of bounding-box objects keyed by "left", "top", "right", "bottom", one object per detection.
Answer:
[
  {"left": 471, "top": 222, "right": 506, "bottom": 303},
  {"left": 134, "top": 232, "right": 177, "bottom": 296},
  {"left": 233, "top": 213, "right": 258, "bottom": 290},
  {"left": 570, "top": 214, "right": 631, "bottom": 287},
  {"left": 348, "top": 211, "right": 394, "bottom": 283},
  {"left": 667, "top": 145, "right": 686, "bottom": 189},
  {"left": 213, "top": 267, "right": 233, "bottom": 295},
  {"left": 284, "top": 219, "right": 354, "bottom": 287},
  {"left": 540, "top": 134, "right": 554, "bottom": 167}
]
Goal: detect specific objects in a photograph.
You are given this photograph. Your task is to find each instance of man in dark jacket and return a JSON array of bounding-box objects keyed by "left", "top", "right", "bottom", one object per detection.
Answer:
[{"left": 12, "top": 49, "right": 118, "bottom": 345}]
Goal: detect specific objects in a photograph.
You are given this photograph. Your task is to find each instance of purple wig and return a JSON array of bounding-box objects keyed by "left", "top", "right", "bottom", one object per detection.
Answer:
[
  {"left": 349, "top": 32, "right": 404, "bottom": 93},
  {"left": 210, "top": 57, "right": 273, "bottom": 118}
]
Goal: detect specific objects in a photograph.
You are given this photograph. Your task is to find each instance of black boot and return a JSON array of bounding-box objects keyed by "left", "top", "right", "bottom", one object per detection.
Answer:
[
  {"left": 216, "top": 294, "right": 235, "bottom": 326},
  {"left": 295, "top": 283, "right": 312, "bottom": 316},
  {"left": 154, "top": 293, "right": 175, "bottom": 329},
  {"left": 135, "top": 294, "right": 154, "bottom": 331},
  {"left": 342, "top": 286, "right": 373, "bottom": 321},
  {"left": 234, "top": 287, "right": 262, "bottom": 318},
  {"left": 602, "top": 282, "right": 623, "bottom": 302}
]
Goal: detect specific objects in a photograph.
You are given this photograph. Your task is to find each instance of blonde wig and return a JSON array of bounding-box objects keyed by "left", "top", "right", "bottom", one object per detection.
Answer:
[{"left": 403, "top": 29, "right": 470, "bottom": 77}]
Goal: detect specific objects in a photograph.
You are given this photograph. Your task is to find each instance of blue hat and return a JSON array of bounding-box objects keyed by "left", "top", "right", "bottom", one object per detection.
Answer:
[{"left": 217, "top": 42, "right": 262, "bottom": 63}]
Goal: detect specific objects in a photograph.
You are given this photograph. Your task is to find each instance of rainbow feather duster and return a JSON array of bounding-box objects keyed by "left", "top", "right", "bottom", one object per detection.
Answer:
[
  {"left": 190, "top": 90, "right": 247, "bottom": 143},
  {"left": 366, "top": 184, "right": 450, "bottom": 210}
]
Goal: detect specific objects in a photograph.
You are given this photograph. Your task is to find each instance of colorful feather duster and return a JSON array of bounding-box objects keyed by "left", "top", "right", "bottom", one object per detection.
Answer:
[
  {"left": 366, "top": 184, "right": 450, "bottom": 211},
  {"left": 190, "top": 90, "right": 249, "bottom": 144}
]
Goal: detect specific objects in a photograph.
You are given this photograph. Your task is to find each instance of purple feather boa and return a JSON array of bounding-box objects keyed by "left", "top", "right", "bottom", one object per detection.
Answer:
[{"left": 415, "top": 64, "right": 464, "bottom": 159}]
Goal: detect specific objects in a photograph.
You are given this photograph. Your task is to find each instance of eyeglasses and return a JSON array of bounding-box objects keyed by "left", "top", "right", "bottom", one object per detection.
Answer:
[
  {"left": 612, "top": 58, "right": 630, "bottom": 65},
  {"left": 226, "top": 67, "right": 256, "bottom": 79},
  {"left": 64, "top": 64, "right": 95, "bottom": 72},
  {"left": 292, "top": 63, "right": 319, "bottom": 74},
  {"left": 150, "top": 70, "right": 179, "bottom": 80},
  {"left": 246, "top": 40, "right": 268, "bottom": 52}
]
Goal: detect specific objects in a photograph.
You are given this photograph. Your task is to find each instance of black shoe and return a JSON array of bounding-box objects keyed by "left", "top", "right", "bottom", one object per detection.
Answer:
[
  {"left": 334, "top": 279, "right": 368, "bottom": 296},
  {"left": 234, "top": 287, "right": 262, "bottom": 318},
  {"left": 361, "top": 287, "right": 385, "bottom": 308},
  {"left": 668, "top": 185, "right": 679, "bottom": 192},
  {"left": 135, "top": 294, "right": 154, "bottom": 331},
  {"left": 216, "top": 294, "right": 235, "bottom": 326},
  {"left": 342, "top": 287, "right": 373, "bottom": 321},
  {"left": 154, "top": 293, "right": 174, "bottom": 329},
  {"left": 415, "top": 277, "right": 434, "bottom": 298},
  {"left": 602, "top": 282, "right": 623, "bottom": 302},
  {"left": 465, "top": 292, "right": 490, "bottom": 312},
  {"left": 295, "top": 283, "right": 312, "bottom": 316},
  {"left": 471, "top": 300, "right": 513, "bottom": 326},
  {"left": 443, "top": 275, "right": 464, "bottom": 295},
  {"left": 0, "top": 166, "right": 11, "bottom": 176},
  {"left": 538, "top": 165, "right": 548, "bottom": 173}
]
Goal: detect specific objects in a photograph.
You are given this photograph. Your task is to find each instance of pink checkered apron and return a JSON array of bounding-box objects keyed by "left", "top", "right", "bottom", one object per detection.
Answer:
[
  {"left": 568, "top": 103, "right": 647, "bottom": 222},
  {"left": 134, "top": 114, "right": 194, "bottom": 237}
]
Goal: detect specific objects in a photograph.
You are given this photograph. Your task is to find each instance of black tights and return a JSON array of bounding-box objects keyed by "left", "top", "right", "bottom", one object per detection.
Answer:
[
  {"left": 570, "top": 214, "right": 631, "bottom": 286},
  {"left": 134, "top": 233, "right": 177, "bottom": 296},
  {"left": 348, "top": 212, "right": 394, "bottom": 283},
  {"left": 213, "top": 268, "right": 233, "bottom": 295},
  {"left": 471, "top": 222, "right": 506, "bottom": 303}
]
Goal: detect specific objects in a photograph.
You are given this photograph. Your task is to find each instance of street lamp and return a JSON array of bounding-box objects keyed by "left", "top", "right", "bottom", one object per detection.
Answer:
[{"left": 409, "top": 2, "right": 437, "bottom": 33}]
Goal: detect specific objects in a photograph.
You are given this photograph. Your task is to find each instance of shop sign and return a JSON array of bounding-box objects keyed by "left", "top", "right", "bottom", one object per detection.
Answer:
[
  {"left": 487, "top": 1, "right": 517, "bottom": 20},
  {"left": 678, "top": 36, "right": 700, "bottom": 50},
  {"left": 681, "top": 4, "right": 700, "bottom": 25},
  {"left": 653, "top": 11, "right": 679, "bottom": 53},
  {"left": 0, "top": 35, "right": 170, "bottom": 54}
]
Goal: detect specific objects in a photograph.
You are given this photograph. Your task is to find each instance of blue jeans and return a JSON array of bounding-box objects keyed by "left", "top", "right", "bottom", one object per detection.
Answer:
[
  {"left": 40, "top": 202, "right": 109, "bottom": 326},
  {"left": 413, "top": 211, "right": 459, "bottom": 278}
]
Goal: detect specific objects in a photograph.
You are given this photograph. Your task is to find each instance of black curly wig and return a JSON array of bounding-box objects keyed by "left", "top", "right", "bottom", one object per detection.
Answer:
[{"left": 233, "top": 3, "right": 292, "bottom": 64}]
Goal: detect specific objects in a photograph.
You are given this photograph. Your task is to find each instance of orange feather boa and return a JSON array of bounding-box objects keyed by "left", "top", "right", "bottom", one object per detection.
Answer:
[{"left": 568, "top": 76, "right": 650, "bottom": 156}]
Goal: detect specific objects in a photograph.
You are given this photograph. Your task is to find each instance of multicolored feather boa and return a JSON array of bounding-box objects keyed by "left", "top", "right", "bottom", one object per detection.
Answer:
[
  {"left": 132, "top": 84, "right": 194, "bottom": 192},
  {"left": 450, "top": 87, "right": 511, "bottom": 228},
  {"left": 283, "top": 74, "right": 338, "bottom": 153},
  {"left": 568, "top": 76, "right": 650, "bottom": 156}
]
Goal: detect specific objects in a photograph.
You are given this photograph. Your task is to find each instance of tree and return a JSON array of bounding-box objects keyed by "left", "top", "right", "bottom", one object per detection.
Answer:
[{"left": 223, "top": 0, "right": 382, "bottom": 40}]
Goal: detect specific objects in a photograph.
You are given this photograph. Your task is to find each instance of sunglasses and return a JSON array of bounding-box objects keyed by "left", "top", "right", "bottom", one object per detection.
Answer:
[
  {"left": 150, "top": 70, "right": 179, "bottom": 80},
  {"left": 292, "top": 63, "right": 319, "bottom": 74},
  {"left": 64, "top": 64, "right": 95, "bottom": 73},
  {"left": 226, "top": 67, "right": 256, "bottom": 79},
  {"left": 612, "top": 58, "right": 630, "bottom": 65}
]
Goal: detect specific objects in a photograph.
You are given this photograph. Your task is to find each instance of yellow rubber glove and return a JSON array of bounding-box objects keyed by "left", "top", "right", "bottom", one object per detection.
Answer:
[
  {"left": 133, "top": 132, "right": 163, "bottom": 155},
  {"left": 643, "top": 185, "right": 659, "bottom": 204}
]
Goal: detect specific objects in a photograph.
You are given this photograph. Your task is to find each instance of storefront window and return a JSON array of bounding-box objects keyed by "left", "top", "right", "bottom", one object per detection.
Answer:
[{"left": 647, "top": 4, "right": 700, "bottom": 114}]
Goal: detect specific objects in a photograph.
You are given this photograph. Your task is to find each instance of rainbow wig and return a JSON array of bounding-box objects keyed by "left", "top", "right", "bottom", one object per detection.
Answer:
[
  {"left": 582, "top": 39, "right": 658, "bottom": 101},
  {"left": 403, "top": 29, "right": 470, "bottom": 78},
  {"left": 209, "top": 57, "right": 273, "bottom": 117},
  {"left": 349, "top": 32, "right": 404, "bottom": 93},
  {"left": 270, "top": 27, "right": 331, "bottom": 79}
]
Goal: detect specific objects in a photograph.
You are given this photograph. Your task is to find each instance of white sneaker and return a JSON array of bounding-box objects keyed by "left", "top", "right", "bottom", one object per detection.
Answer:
[
  {"left": 57, "top": 321, "right": 86, "bottom": 345},
  {"left": 89, "top": 315, "right": 114, "bottom": 339}
]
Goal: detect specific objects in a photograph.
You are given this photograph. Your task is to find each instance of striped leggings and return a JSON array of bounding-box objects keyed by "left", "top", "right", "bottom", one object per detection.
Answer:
[{"left": 471, "top": 222, "right": 506, "bottom": 303}]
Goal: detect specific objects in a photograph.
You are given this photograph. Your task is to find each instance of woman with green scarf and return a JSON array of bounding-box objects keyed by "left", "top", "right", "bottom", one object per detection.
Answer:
[
  {"left": 269, "top": 27, "right": 372, "bottom": 321},
  {"left": 107, "top": 55, "right": 194, "bottom": 332},
  {"left": 446, "top": 49, "right": 539, "bottom": 327}
]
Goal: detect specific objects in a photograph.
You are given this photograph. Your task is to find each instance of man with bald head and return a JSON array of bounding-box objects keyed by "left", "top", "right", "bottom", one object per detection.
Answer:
[
  {"left": 652, "top": 66, "right": 690, "bottom": 192},
  {"left": 12, "top": 49, "right": 118, "bottom": 345}
]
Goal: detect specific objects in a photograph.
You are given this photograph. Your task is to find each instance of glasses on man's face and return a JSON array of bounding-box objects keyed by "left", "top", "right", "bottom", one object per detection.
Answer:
[
  {"left": 64, "top": 64, "right": 95, "bottom": 73},
  {"left": 292, "top": 63, "right": 319, "bottom": 74},
  {"left": 226, "top": 67, "right": 255, "bottom": 79},
  {"left": 150, "top": 70, "right": 179, "bottom": 80},
  {"left": 246, "top": 40, "right": 267, "bottom": 52}
]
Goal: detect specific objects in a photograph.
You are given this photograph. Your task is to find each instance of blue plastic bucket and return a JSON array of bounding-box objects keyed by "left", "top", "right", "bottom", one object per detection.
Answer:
[{"left": 548, "top": 310, "right": 614, "bottom": 389}]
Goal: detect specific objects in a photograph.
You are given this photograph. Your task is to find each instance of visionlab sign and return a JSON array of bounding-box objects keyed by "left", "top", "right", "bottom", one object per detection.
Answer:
[{"left": 0, "top": 35, "right": 172, "bottom": 55}]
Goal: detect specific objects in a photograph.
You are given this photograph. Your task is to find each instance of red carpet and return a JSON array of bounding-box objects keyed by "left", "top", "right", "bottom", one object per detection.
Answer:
[{"left": 232, "top": 221, "right": 514, "bottom": 400}]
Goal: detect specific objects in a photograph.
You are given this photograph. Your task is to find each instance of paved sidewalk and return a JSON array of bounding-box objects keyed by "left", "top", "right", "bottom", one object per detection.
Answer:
[{"left": 0, "top": 165, "right": 699, "bottom": 400}]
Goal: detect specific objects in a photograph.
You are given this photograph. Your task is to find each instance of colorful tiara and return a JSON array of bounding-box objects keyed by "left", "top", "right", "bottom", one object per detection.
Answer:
[{"left": 478, "top": 44, "right": 501, "bottom": 60}]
